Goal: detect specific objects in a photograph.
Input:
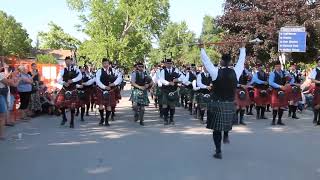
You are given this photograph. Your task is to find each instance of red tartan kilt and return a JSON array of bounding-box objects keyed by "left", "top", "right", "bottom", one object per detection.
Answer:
[
  {"left": 254, "top": 87, "right": 270, "bottom": 106},
  {"left": 78, "top": 89, "right": 92, "bottom": 106},
  {"left": 313, "top": 86, "right": 320, "bottom": 106},
  {"left": 91, "top": 86, "right": 97, "bottom": 103},
  {"left": 247, "top": 88, "right": 255, "bottom": 102},
  {"left": 55, "top": 89, "right": 79, "bottom": 108},
  {"left": 271, "top": 89, "right": 288, "bottom": 108},
  {"left": 287, "top": 86, "right": 302, "bottom": 103},
  {"left": 95, "top": 88, "right": 117, "bottom": 107},
  {"left": 115, "top": 87, "right": 121, "bottom": 101},
  {"left": 235, "top": 88, "right": 250, "bottom": 107}
]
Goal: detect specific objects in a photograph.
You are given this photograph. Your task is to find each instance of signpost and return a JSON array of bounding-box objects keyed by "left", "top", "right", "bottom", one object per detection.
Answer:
[{"left": 278, "top": 26, "right": 307, "bottom": 53}]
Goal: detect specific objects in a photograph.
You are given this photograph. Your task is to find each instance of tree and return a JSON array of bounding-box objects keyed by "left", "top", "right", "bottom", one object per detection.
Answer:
[
  {"left": 218, "top": 0, "right": 320, "bottom": 64},
  {"left": 36, "top": 54, "right": 57, "bottom": 64},
  {"left": 149, "top": 21, "right": 198, "bottom": 66},
  {"left": 38, "top": 22, "right": 81, "bottom": 50},
  {"left": 67, "top": 0, "right": 170, "bottom": 69},
  {"left": 0, "top": 11, "right": 32, "bottom": 57}
]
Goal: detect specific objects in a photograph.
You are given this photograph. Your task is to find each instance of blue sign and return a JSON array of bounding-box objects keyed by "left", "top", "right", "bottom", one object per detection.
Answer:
[{"left": 278, "top": 27, "right": 307, "bottom": 52}]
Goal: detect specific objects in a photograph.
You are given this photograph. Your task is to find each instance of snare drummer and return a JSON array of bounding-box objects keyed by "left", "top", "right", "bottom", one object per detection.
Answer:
[{"left": 56, "top": 56, "right": 82, "bottom": 128}]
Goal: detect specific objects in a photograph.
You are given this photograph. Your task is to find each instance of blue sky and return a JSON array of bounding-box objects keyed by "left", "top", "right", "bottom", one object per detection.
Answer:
[{"left": 0, "top": 0, "right": 224, "bottom": 45}]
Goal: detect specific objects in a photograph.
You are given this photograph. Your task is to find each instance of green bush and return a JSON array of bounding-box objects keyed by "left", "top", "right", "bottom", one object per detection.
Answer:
[{"left": 36, "top": 54, "right": 57, "bottom": 64}]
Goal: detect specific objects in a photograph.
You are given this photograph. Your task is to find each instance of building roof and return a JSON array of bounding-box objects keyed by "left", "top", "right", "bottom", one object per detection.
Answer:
[{"left": 36, "top": 49, "right": 72, "bottom": 60}]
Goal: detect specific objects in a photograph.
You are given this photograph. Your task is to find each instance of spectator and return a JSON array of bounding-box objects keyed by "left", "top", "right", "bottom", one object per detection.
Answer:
[
  {"left": 28, "top": 63, "right": 42, "bottom": 116},
  {"left": 0, "top": 62, "right": 9, "bottom": 140},
  {"left": 17, "top": 65, "right": 33, "bottom": 120}
]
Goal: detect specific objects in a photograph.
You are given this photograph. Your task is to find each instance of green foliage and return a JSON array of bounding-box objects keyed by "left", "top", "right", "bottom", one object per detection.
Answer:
[
  {"left": 67, "top": 0, "right": 169, "bottom": 69},
  {"left": 0, "top": 10, "right": 32, "bottom": 57},
  {"left": 36, "top": 54, "right": 58, "bottom": 64},
  {"left": 38, "top": 21, "right": 81, "bottom": 50}
]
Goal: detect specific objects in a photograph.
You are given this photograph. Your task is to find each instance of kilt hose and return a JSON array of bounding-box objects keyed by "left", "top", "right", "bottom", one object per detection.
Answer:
[
  {"left": 206, "top": 101, "right": 236, "bottom": 132},
  {"left": 130, "top": 88, "right": 150, "bottom": 106},
  {"left": 95, "top": 88, "right": 117, "bottom": 107},
  {"left": 254, "top": 87, "right": 271, "bottom": 106},
  {"left": 55, "top": 88, "right": 79, "bottom": 109}
]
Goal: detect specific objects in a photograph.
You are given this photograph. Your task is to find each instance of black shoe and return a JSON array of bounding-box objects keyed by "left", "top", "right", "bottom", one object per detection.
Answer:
[
  {"left": 213, "top": 152, "right": 222, "bottom": 159},
  {"left": 69, "top": 123, "right": 74, "bottom": 128},
  {"left": 277, "top": 121, "right": 285, "bottom": 126},
  {"left": 292, "top": 115, "right": 299, "bottom": 119},
  {"left": 140, "top": 121, "right": 144, "bottom": 126},
  {"left": 99, "top": 119, "right": 104, "bottom": 126},
  {"left": 223, "top": 137, "right": 230, "bottom": 144},
  {"left": 111, "top": 116, "right": 115, "bottom": 121},
  {"left": 80, "top": 118, "right": 84, "bottom": 122},
  {"left": 164, "top": 121, "right": 169, "bottom": 125},
  {"left": 247, "top": 112, "right": 253, "bottom": 115},
  {"left": 239, "top": 121, "right": 246, "bottom": 125},
  {"left": 170, "top": 120, "right": 175, "bottom": 125},
  {"left": 134, "top": 114, "right": 139, "bottom": 122},
  {"left": 105, "top": 121, "right": 110, "bottom": 126},
  {"left": 60, "top": 118, "right": 67, "bottom": 126},
  {"left": 86, "top": 112, "right": 89, "bottom": 116},
  {"left": 271, "top": 121, "right": 276, "bottom": 126},
  {"left": 5, "top": 123, "right": 15, "bottom": 127},
  {"left": 260, "top": 116, "right": 268, "bottom": 119},
  {"left": 313, "top": 119, "right": 317, "bottom": 124}
]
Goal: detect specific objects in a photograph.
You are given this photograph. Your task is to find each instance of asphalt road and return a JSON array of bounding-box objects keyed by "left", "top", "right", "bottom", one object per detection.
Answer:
[{"left": 0, "top": 85, "right": 319, "bottom": 180}]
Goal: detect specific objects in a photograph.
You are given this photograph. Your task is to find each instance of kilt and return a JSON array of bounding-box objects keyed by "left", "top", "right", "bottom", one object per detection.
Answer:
[
  {"left": 206, "top": 101, "right": 236, "bottom": 131},
  {"left": 254, "top": 87, "right": 270, "bottom": 106},
  {"left": 185, "top": 88, "right": 194, "bottom": 103},
  {"left": 197, "top": 93, "right": 211, "bottom": 109},
  {"left": 162, "top": 90, "right": 179, "bottom": 107},
  {"left": 55, "top": 88, "right": 79, "bottom": 109},
  {"left": 271, "top": 89, "right": 288, "bottom": 108},
  {"left": 91, "top": 86, "right": 97, "bottom": 103},
  {"left": 130, "top": 88, "right": 150, "bottom": 106},
  {"left": 179, "top": 86, "right": 187, "bottom": 96},
  {"left": 247, "top": 87, "right": 255, "bottom": 103},
  {"left": 95, "top": 88, "right": 117, "bottom": 107},
  {"left": 115, "top": 87, "right": 121, "bottom": 103},
  {"left": 287, "top": 86, "right": 302, "bottom": 103},
  {"left": 235, "top": 88, "right": 250, "bottom": 107},
  {"left": 78, "top": 88, "right": 91, "bottom": 106},
  {"left": 312, "top": 86, "right": 320, "bottom": 106}
]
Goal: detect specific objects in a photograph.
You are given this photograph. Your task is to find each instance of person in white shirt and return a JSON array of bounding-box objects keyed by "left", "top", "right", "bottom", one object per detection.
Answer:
[
  {"left": 308, "top": 56, "right": 320, "bottom": 125},
  {"left": 201, "top": 43, "right": 246, "bottom": 159},
  {"left": 196, "top": 66, "right": 213, "bottom": 124},
  {"left": 183, "top": 64, "right": 198, "bottom": 115},
  {"left": 56, "top": 56, "right": 82, "bottom": 128},
  {"left": 95, "top": 58, "right": 122, "bottom": 126},
  {"left": 76, "top": 65, "right": 95, "bottom": 121},
  {"left": 159, "top": 58, "right": 185, "bottom": 125}
]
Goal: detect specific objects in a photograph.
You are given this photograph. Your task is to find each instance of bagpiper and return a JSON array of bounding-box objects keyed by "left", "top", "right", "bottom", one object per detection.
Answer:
[
  {"left": 196, "top": 66, "right": 213, "bottom": 124},
  {"left": 309, "top": 56, "right": 320, "bottom": 125},
  {"left": 95, "top": 58, "right": 122, "bottom": 126},
  {"left": 268, "top": 60, "right": 293, "bottom": 126},
  {"left": 130, "top": 62, "right": 153, "bottom": 126},
  {"left": 159, "top": 58, "right": 185, "bottom": 125},
  {"left": 288, "top": 63, "right": 302, "bottom": 119},
  {"left": 252, "top": 62, "right": 270, "bottom": 119},
  {"left": 183, "top": 64, "right": 198, "bottom": 115},
  {"left": 235, "top": 68, "right": 251, "bottom": 125},
  {"left": 201, "top": 44, "right": 246, "bottom": 159},
  {"left": 56, "top": 56, "right": 82, "bottom": 128},
  {"left": 76, "top": 64, "right": 95, "bottom": 121}
]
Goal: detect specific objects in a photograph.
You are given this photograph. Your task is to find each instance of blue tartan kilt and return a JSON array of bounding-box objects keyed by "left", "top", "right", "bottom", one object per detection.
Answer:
[
  {"left": 179, "top": 86, "right": 187, "bottom": 96},
  {"left": 130, "top": 88, "right": 150, "bottom": 106},
  {"left": 206, "top": 101, "right": 236, "bottom": 131},
  {"left": 185, "top": 88, "right": 194, "bottom": 102},
  {"left": 197, "top": 93, "right": 211, "bottom": 109}
]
